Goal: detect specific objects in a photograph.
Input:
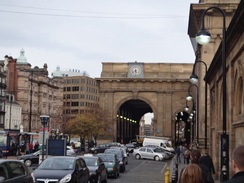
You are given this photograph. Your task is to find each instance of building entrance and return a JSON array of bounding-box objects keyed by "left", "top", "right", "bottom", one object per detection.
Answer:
[{"left": 96, "top": 62, "right": 193, "bottom": 145}]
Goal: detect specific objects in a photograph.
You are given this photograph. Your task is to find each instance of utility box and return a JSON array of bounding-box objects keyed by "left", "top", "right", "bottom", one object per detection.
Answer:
[{"left": 47, "top": 139, "right": 66, "bottom": 156}]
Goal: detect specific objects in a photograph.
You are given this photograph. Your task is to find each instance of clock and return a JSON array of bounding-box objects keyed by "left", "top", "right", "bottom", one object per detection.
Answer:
[{"left": 130, "top": 65, "right": 141, "bottom": 76}]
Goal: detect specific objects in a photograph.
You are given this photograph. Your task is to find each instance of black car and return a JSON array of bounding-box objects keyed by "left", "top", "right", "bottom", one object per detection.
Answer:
[
  {"left": 17, "top": 150, "right": 41, "bottom": 167},
  {"left": 89, "top": 144, "right": 109, "bottom": 154},
  {"left": 81, "top": 155, "right": 107, "bottom": 183},
  {"left": 32, "top": 156, "right": 89, "bottom": 183},
  {"left": 125, "top": 143, "right": 136, "bottom": 153},
  {"left": 0, "top": 159, "right": 33, "bottom": 183}
]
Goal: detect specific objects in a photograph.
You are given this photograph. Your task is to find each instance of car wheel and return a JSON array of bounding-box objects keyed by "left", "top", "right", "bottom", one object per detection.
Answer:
[
  {"left": 154, "top": 156, "right": 160, "bottom": 161},
  {"left": 94, "top": 150, "right": 97, "bottom": 154},
  {"left": 135, "top": 154, "right": 141, "bottom": 159},
  {"left": 24, "top": 159, "right": 32, "bottom": 167}
]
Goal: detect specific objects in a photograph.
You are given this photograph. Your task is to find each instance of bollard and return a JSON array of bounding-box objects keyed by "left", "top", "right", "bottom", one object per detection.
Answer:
[{"left": 164, "top": 167, "right": 170, "bottom": 183}]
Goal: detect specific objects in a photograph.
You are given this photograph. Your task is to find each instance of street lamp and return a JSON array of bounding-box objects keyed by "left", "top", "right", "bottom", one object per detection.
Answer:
[
  {"left": 40, "top": 115, "right": 49, "bottom": 162},
  {"left": 186, "top": 84, "right": 199, "bottom": 146},
  {"left": 196, "top": 6, "right": 228, "bottom": 181},
  {"left": 190, "top": 60, "right": 208, "bottom": 149}
]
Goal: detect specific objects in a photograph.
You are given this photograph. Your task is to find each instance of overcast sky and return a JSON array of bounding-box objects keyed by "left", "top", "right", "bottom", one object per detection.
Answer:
[{"left": 0, "top": 0, "right": 199, "bottom": 78}]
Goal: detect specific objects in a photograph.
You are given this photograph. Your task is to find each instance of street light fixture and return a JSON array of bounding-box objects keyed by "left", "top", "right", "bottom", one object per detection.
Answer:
[
  {"left": 186, "top": 84, "right": 199, "bottom": 146},
  {"left": 196, "top": 6, "right": 228, "bottom": 181},
  {"left": 190, "top": 60, "right": 208, "bottom": 150}
]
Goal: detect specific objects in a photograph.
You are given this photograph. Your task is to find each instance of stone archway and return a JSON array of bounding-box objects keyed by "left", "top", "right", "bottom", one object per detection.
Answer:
[
  {"left": 115, "top": 97, "right": 156, "bottom": 143},
  {"left": 96, "top": 62, "right": 192, "bottom": 143}
]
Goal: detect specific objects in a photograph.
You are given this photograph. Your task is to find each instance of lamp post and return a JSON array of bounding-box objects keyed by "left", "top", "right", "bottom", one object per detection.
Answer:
[
  {"left": 196, "top": 6, "right": 228, "bottom": 181},
  {"left": 190, "top": 60, "right": 208, "bottom": 149},
  {"left": 40, "top": 115, "right": 49, "bottom": 162},
  {"left": 186, "top": 84, "right": 199, "bottom": 146}
]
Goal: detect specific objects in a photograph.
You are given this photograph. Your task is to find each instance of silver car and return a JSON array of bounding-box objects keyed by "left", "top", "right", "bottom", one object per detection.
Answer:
[{"left": 133, "top": 147, "right": 166, "bottom": 161}]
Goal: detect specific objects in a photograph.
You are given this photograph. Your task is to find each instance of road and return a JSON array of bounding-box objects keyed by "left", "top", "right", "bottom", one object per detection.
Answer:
[
  {"left": 108, "top": 153, "right": 172, "bottom": 183},
  {"left": 28, "top": 153, "right": 173, "bottom": 183}
]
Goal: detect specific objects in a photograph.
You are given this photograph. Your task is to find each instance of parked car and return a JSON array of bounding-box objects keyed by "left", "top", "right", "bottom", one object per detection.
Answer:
[
  {"left": 144, "top": 145, "right": 174, "bottom": 159},
  {"left": 89, "top": 144, "right": 109, "bottom": 154},
  {"left": 109, "top": 146, "right": 128, "bottom": 164},
  {"left": 0, "top": 159, "right": 33, "bottom": 183},
  {"left": 17, "top": 147, "right": 75, "bottom": 167},
  {"left": 104, "top": 148, "right": 126, "bottom": 172},
  {"left": 17, "top": 150, "right": 41, "bottom": 167},
  {"left": 97, "top": 153, "right": 120, "bottom": 178},
  {"left": 32, "top": 156, "right": 89, "bottom": 183},
  {"left": 81, "top": 155, "right": 107, "bottom": 183},
  {"left": 133, "top": 147, "right": 167, "bottom": 161},
  {"left": 125, "top": 143, "right": 136, "bottom": 153}
]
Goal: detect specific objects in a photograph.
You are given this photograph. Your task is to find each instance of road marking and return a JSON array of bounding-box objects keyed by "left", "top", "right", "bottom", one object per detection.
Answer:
[
  {"left": 129, "top": 160, "right": 146, "bottom": 172},
  {"left": 161, "top": 162, "right": 168, "bottom": 173}
]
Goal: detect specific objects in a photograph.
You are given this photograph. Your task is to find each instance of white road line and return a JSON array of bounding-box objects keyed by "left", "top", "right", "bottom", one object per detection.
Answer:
[
  {"left": 161, "top": 162, "right": 168, "bottom": 173},
  {"left": 129, "top": 160, "right": 146, "bottom": 172}
]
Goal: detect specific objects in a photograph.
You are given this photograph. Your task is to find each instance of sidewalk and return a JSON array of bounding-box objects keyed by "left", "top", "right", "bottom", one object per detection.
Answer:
[{"left": 170, "top": 156, "right": 220, "bottom": 183}]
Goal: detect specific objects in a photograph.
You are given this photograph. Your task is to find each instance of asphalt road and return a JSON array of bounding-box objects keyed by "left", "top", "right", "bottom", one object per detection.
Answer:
[
  {"left": 28, "top": 153, "right": 173, "bottom": 183},
  {"left": 109, "top": 153, "right": 172, "bottom": 183}
]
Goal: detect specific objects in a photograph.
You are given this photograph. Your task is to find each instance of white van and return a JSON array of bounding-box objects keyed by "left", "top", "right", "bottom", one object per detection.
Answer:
[{"left": 143, "top": 137, "right": 175, "bottom": 153}]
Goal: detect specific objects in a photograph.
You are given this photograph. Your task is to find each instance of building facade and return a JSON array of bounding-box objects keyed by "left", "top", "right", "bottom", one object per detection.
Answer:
[
  {"left": 188, "top": 0, "right": 243, "bottom": 178},
  {"left": 53, "top": 66, "right": 100, "bottom": 120},
  {"left": 0, "top": 61, "right": 7, "bottom": 129},
  {"left": 5, "top": 50, "right": 63, "bottom": 132}
]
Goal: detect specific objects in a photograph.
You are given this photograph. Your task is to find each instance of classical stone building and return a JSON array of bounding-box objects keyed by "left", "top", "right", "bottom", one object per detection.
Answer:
[
  {"left": 188, "top": 0, "right": 243, "bottom": 179},
  {"left": 96, "top": 62, "right": 193, "bottom": 144},
  {"left": 5, "top": 50, "right": 63, "bottom": 132}
]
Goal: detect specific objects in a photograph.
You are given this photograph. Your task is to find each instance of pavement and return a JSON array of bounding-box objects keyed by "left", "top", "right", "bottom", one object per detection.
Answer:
[{"left": 169, "top": 155, "right": 220, "bottom": 183}]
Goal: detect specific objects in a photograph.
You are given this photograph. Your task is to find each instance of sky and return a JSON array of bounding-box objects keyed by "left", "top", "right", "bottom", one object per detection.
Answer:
[{"left": 0, "top": 0, "right": 199, "bottom": 79}]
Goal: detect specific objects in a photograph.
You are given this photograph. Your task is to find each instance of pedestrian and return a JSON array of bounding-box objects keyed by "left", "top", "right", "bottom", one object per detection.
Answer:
[
  {"left": 199, "top": 149, "right": 216, "bottom": 181},
  {"left": 184, "top": 148, "right": 191, "bottom": 164},
  {"left": 179, "top": 149, "right": 213, "bottom": 183},
  {"left": 180, "top": 163, "right": 204, "bottom": 183},
  {"left": 29, "top": 142, "right": 33, "bottom": 153},
  {"left": 176, "top": 145, "right": 181, "bottom": 163},
  {"left": 223, "top": 145, "right": 244, "bottom": 183},
  {"left": 34, "top": 141, "right": 39, "bottom": 152}
]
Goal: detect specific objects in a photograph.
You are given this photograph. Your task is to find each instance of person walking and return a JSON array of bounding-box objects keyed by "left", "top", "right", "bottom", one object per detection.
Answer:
[
  {"left": 199, "top": 149, "right": 216, "bottom": 181},
  {"left": 176, "top": 145, "right": 181, "bottom": 163},
  {"left": 179, "top": 149, "right": 213, "bottom": 183},
  {"left": 223, "top": 145, "right": 244, "bottom": 183},
  {"left": 180, "top": 163, "right": 204, "bottom": 183}
]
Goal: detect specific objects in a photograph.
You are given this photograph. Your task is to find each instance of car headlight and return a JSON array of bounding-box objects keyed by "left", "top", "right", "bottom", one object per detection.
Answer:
[
  {"left": 59, "top": 174, "right": 72, "bottom": 183},
  {"left": 107, "top": 168, "right": 115, "bottom": 171}
]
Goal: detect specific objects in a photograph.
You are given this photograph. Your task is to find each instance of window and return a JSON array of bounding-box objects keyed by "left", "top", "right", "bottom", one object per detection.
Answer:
[
  {"left": 72, "top": 86, "right": 79, "bottom": 91},
  {"left": 67, "top": 87, "right": 71, "bottom": 91},
  {"left": 72, "top": 94, "right": 79, "bottom": 99},
  {"left": 8, "top": 162, "right": 26, "bottom": 178},
  {"left": 71, "top": 102, "right": 79, "bottom": 106}
]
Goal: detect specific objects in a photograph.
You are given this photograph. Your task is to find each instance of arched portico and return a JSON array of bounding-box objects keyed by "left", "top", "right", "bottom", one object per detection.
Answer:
[{"left": 96, "top": 62, "right": 193, "bottom": 144}]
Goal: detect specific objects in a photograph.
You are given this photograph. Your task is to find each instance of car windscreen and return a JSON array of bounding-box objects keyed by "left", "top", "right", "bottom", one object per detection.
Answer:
[
  {"left": 83, "top": 158, "right": 98, "bottom": 166},
  {"left": 97, "top": 154, "right": 115, "bottom": 162},
  {"left": 153, "top": 148, "right": 164, "bottom": 153},
  {"left": 38, "top": 158, "right": 75, "bottom": 170},
  {"left": 105, "top": 150, "right": 121, "bottom": 158}
]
